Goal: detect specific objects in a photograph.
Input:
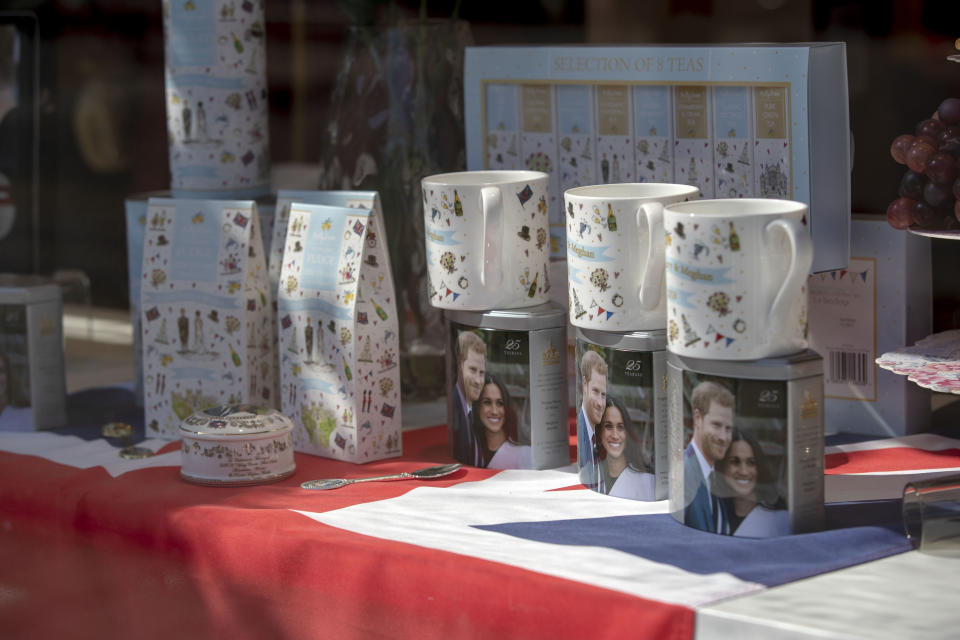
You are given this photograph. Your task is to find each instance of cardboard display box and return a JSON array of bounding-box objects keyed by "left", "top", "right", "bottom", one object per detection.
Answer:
[
  {"left": 465, "top": 43, "right": 851, "bottom": 274},
  {"left": 808, "top": 215, "right": 932, "bottom": 437}
]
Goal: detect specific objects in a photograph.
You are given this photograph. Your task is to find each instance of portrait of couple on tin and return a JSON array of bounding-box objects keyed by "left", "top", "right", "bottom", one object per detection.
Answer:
[
  {"left": 451, "top": 330, "right": 532, "bottom": 469},
  {"left": 683, "top": 379, "right": 790, "bottom": 537},
  {"left": 577, "top": 349, "right": 656, "bottom": 501}
]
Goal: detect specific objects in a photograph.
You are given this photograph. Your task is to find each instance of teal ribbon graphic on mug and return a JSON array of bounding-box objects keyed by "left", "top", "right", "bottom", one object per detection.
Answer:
[
  {"left": 424, "top": 227, "right": 460, "bottom": 245},
  {"left": 568, "top": 241, "right": 613, "bottom": 262},
  {"left": 666, "top": 257, "right": 734, "bottom": 285},
  {"left": 568, "top": 263, "right": 586, "bottom": 285},
  {"left": 666, "top": 287, "right": 698, "bottom": 309}
]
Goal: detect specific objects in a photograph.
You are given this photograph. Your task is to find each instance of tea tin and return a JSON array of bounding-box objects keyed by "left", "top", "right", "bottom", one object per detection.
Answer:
[
  {"left": 575, "top": 328, "right": 667, "bottom": 500},
  {"left": 667, "top": 350, "right": 824, "bottom": 537},
  {"left": 0, "top": 275, "right": 66, "bottom": 430},
  {"left": 445, "top": 303, "right": 569, "bottom": 470}
]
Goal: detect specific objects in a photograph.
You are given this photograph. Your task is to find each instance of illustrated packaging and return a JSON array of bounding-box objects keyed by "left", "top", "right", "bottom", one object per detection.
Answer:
[
  {"left": 277, "top": 198, "right": 402, "bottom": 462},
  {"left": 808, "top": 215, "right": 932, "bottom": 437},
  {"left": 445, "top": 304, "right": 569, "bottom": 471},
  {"left": 575, "top": 328, "right": 667, "bottom": 500},
  {"left": 140, "top": 197, "right": 274, "bottom": 438},
  {"left": 162, "top": 0, "right": 271, "bottom": 198},
  {"left": 667, "top": 350, "right": 825, "bottom": 538},
  {"left": 125, "top": 192, "right": 164, "bottom": 408},
  {"left": 0, "top": 275, "right": 66, "bottom": 430},
  {"left": 465, "top": 43, "right": 851, "bottom": 274}
]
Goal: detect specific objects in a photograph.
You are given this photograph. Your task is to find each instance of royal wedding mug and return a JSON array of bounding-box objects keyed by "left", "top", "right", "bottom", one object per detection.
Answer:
[
  {"left": 564, "top": 183, "right": 699, "bottom": 331},
  {"left": 421, "top": 170, "right": 550, "bottom": 311},
  {"left": 663, "top": 198, "right": 813, "bottom": 360}
]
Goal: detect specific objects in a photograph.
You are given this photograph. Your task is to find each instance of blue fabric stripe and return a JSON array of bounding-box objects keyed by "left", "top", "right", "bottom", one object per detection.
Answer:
[{"left": 474, "top": 503, "right": 910, "bottom": 587}]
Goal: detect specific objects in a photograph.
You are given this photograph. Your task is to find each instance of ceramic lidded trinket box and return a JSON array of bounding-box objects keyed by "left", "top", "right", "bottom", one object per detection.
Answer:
[{"left": 179, "top": 405, "right": 295, "bottom": 486}]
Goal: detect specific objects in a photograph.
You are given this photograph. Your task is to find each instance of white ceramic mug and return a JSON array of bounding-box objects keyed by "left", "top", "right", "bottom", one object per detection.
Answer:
[
  {"left": 422, "top": 171, "right": 550, "bottom": 310},
  {"left": 564, "top": 183, "right": 699, "bottom": 331},
  {"left": 663, "top": 198, "right": 813, "bottom": 360}
]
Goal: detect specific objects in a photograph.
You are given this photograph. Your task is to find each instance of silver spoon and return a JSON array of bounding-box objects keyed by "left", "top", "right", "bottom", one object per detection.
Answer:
[{"left": 300, "top": 463, "right": 463, "bottom": 490}]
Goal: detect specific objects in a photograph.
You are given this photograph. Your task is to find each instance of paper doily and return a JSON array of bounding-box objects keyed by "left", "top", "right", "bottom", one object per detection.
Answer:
[
  {"left": 876, "top": 330, "right": 960, "bottom": 394},
  {"left": 909, "top": 227, "right": 960, "bottom": 240}
]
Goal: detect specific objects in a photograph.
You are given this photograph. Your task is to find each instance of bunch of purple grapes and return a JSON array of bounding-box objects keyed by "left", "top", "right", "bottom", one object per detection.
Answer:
[{"left": 887, "top": 97, "right": 960, "bottom": 230}]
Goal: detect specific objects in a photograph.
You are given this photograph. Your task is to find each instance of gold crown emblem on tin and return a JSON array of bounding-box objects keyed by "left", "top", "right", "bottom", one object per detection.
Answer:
[
  {"left": 541, "top": 340, "right": 562, "bottom": 366},
  {"left": 800, "top": 390, "right": 819, "bottom": 420}
]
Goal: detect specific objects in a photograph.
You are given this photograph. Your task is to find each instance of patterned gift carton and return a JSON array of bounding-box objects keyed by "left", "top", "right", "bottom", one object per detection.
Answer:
[
  {"left": 465, "top": 43, "right": 851, "bottom": 273},
  {"left": 140, "top": 198, "right": 274, "bottom": 438},
  {"left": 277, "top": 197, "right": 401, "bottom": 462},
  {"left": 162, "top": 0, "right": 270, "bottom": 198}
]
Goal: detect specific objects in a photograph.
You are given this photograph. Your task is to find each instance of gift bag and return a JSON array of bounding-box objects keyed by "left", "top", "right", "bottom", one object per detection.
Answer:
[
  {"left": 140, "top": 197, "right": 275, "bottom": 439},
  {"left": 277, "top": 197, "right": 402, "bottom": 462}
]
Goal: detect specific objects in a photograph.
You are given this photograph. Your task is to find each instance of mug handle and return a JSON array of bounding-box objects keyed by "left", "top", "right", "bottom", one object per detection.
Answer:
[
  {"left": 636, "top": 202, "right": 665, "bottom": 309},
  {"left": 480, "top": 186, "right": 503, "bottom": 287},
  {"left": 765, "top": 218, "right": 813, "bottom": 331}
]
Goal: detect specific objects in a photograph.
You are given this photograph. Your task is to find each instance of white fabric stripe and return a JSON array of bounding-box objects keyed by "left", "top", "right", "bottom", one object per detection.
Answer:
[
  {"left": 0, "top": 432, "right": 179, "bottom": 477},
  {"left": 697, "top": 551, "right": 956, "bottom": 640},
  {"left": 294, "top": 468, "right": 763, "bottom": 608}
]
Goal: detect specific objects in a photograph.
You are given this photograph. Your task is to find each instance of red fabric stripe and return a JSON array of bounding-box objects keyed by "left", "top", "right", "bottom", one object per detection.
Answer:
[
  {"left": 0, "top": 426, "right": 693, "bottom": 640},
  {"left": 0, "top": 509, "right": 693, "bottom": 640},
  {"left": 825, "top": 447, "right": 960, "bottom": 474},
  {"left": 547, "top": 484, "right": 588, "bottom": 492}
]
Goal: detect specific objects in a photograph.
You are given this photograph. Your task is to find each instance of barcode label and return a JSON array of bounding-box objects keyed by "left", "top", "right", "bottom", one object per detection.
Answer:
[{"left": 828, "top": 350, "right": 869, "bottom": 386}]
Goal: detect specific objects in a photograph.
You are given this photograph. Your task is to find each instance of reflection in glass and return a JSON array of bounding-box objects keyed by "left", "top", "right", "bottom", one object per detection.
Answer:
[{"left": 903, "top": 474, "right": 960, "bottom": 556}]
